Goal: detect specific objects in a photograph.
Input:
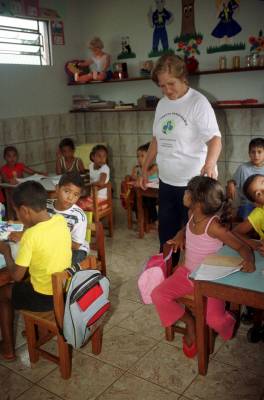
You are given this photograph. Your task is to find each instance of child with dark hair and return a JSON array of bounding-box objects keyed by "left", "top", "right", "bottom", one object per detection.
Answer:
[
  {"left": 0, "top": 181, "right": 71, "bottom": 360},
  {"left": 152, "top": 176, "right": 255, "bottom": 358},
  {"left": 56, "top": 138, "right": 85, "bottom": 174},
  {"left": 227, "top": 138, "right": 264, "bottom": 219},
  {"left": 47, "top": 172, "right": 89, "bottom": 264},
  {"left": 0, "top": 146, "right": 45, "bottom": 183},
  {"left": 78, "top": 144, "right": 110, "bottom": 210}
]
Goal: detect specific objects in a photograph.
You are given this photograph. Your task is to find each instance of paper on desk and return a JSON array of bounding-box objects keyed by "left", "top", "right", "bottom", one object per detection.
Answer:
[
  {"left": 16, "top": 174, "right": 45, "bottom": 183},
  {"left": 193, "top": 255, "right": 242, "bottom": 281}
]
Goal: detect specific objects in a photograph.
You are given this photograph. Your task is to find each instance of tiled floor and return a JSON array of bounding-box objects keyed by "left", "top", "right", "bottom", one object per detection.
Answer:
[{"left": 1, "top": 204, "right": 264, "bottom": 400}]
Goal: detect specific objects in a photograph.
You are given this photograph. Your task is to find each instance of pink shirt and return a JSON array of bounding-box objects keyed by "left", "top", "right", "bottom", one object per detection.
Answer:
[{"left": 184, "top": 215, "right": 223, "bottom": 272}]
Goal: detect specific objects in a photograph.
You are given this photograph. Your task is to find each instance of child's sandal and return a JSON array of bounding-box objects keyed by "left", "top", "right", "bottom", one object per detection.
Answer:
[{"left": 182, "top": 336, "right": 197, "bottom": 358}]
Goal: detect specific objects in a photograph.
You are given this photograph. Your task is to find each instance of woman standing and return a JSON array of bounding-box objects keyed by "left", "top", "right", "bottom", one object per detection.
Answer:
[{"left": 140, "top": 54, "right": 222, "bottom": 263}]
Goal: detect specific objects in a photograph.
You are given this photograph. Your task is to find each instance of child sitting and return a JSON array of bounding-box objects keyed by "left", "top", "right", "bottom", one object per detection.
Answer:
[
  {"left": 232, "top": 174, "right": 264, "bottom": 251},
  {"left": 56, "top": 138, "right": 85, "bottom": 174},
  {"left": 0, "top": 181, "right": 71, "bottom": 360},
  {"left": 0, "top": 146, "right": 45, "bottom": 184},
  {"left": 78, "top": 144, "right": 110, "bottom": 210},
  {"left": 75, "top": 37, "right": 111, "bottom": 82},
  {"left": 152, "top": 176, "right": 255, "bottom": 358},
  {"left": 47, "top": 172, "right": 89, "bottom": 264},
  {"left": 120, "top": 143, "right": 158, "bottom": 224},
  {"left": 226, "top": 138, "right": 264, "bottom": 220}
]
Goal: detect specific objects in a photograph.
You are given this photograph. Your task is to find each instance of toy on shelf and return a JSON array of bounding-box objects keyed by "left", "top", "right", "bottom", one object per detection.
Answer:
[
  {"left": 75, "top": 37, "right": 111, "bottom": 83},
  {"left": 65, "top": 60, "right": 90, "bottom": 84}
]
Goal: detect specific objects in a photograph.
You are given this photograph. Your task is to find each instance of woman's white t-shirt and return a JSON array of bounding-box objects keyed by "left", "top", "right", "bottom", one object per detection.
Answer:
[{"left": 153, "top": 88, "right": 221, "bottom": 187}]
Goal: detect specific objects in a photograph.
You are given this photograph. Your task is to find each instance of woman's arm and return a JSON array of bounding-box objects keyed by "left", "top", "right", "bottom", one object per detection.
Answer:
[
  {"left": 140, "top": 137, "right": 158, "bottom": 189},
  {"left": 232, "top": 219, "right": 260, "bottom": 251},
  {"left": 208, "top": 220, "right": 255, "bottom": 272},
  {"left": 92, "top": 172, "right": 107, "bottom": 187},
  {"left": 201, "top": 136, "right": 222, "bottom": 179},
  {"left": 102, "top": 53, "right": 111, "bottom": 72},
  {"left": 77, "top": 159, "right": 85, "bottom": 174}
]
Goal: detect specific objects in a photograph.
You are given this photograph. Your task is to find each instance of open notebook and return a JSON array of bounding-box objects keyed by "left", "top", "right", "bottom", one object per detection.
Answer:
[{"left": 192, "top": 254, "right": 243, "bottom": 281}]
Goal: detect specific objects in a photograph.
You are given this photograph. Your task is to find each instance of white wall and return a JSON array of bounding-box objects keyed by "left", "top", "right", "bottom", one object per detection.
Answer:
[
  {"left": 79, "top": 0, "right": 264, "bottom": 104},
  {"left": 0, "top": 0, "right": 263, "bottom": 118},
  {"left": 0, "top": 0, "right": 84, "bottom": 118}
]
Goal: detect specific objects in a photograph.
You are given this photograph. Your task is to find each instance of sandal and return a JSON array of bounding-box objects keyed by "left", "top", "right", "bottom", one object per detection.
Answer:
[{"left": 182, "top": 336, "right": 197, "bottom": 358}]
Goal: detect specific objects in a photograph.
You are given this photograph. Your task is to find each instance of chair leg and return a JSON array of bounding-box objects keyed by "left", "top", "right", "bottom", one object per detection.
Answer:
[
  {"left": 127, "top": 205, "right": 132, "bottom": 229},
  {"left": 108, "top": 213, "right": 114, "bottom": 237},
  {"left": 165, "top": 326, "right": 175, "bottom": 342},
  {"left": 92, "top": 327, "right": 103, "bottom": 355},
  {"left": 23, "top": 317, "right": 39, "bottom": 363},
  {"left": 208, "top": 329, "right": 215, "bottom": 354},
  {"left": 57, "top": 334, "right": 72, "bottom": 379}
]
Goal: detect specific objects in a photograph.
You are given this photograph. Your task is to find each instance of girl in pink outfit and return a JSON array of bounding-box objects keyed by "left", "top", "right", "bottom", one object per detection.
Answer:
[{"left": 151, "top": 176, "right": 255, "bottom": 358}]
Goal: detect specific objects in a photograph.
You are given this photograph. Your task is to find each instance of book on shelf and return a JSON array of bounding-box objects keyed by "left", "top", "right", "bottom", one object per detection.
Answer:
[{"left": 114, "top": 103, "right": 135, "bottom": 110}]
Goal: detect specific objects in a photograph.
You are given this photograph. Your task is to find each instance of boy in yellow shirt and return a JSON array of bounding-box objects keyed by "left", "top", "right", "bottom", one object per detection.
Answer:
[{"left": 0, "top": 181, "right": 72, "bottom": 361}]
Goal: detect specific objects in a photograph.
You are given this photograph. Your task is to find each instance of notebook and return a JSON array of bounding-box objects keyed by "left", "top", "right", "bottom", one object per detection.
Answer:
[{"left": 193, "top": 254, "right": 243, "bottom": 281}]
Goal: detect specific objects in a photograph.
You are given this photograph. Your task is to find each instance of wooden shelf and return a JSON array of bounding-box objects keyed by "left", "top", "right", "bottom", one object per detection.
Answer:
[
  {"left": 68, "top": 66, "right": 264, "bottom": 86},
  {"left": 70, "top": 103, "right": 264, "bottom": 113}
]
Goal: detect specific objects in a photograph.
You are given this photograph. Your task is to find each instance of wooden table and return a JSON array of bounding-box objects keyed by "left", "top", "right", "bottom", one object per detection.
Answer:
[
  {"left": 192, "top": 246, "right": 264, "bottom": 375},
  {"left": 136, "top": 183, "right": 159, "bottom": 238}
]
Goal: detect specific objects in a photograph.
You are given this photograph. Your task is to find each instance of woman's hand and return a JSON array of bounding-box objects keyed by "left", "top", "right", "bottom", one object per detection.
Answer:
[
  {"left": 200, "top": 162, "right": 217, "bottom": 179},
  {"left": 167, "top": 230, "right": 185, "bottom": 252},
  {"left": 240, "top": 259, "right": 256, "bottom": 273}
]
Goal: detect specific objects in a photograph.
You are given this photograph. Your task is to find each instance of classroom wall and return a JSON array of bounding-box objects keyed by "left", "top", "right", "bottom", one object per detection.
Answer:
[{"left": 0, "top": 0, "right": 264, "bottom": 200}]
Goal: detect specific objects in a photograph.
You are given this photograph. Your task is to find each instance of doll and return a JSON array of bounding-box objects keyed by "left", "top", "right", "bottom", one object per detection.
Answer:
[{"left": 75, "top": 37, "right": 111, "bottom": 82}]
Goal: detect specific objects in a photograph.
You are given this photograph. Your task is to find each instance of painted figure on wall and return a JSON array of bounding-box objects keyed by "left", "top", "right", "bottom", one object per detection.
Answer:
[
  {"left": 211, "top": 0, "right": 241, "bottom": 39},
  {"left": 148, "top": 0, "right": 173, "bottom": 56},
  {"left": 181, "top": 0, "right": 196, "bottom": 36}
]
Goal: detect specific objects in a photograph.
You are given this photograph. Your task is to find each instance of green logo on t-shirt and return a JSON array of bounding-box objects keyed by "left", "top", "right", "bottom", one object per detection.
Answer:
[{"left": 162, "top": 119, "right": 175, "bottom": 134}]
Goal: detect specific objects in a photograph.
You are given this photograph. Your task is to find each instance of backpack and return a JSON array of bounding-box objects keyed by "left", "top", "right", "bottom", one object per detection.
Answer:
[
  {"left": 63, "top": 266, "right": 110, "bottom": 349},
  {"left": 138, "top": 249, "right": 172, "bottom": 304}
]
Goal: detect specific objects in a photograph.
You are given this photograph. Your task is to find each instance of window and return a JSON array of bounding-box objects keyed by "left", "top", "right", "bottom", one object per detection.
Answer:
[{"left": 0, "top": 15, "right": 51, "bottom": 65}]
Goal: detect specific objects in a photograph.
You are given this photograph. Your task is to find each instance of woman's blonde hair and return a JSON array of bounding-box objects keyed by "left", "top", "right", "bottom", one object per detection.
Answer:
[
  {"left": 89, "top": 36, "right": 104, "bottom": 50},
  {"left": 152, "top": 54, "right": 188, "bottom": 85}
]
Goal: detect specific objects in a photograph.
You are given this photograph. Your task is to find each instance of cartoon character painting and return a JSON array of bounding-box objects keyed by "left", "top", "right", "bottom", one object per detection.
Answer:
[
  {"left": 148, "top": 0, "right": 174, "bottom": 56},
  {"left": 211, "top": 0, "right": 241, "bottom": 39}
]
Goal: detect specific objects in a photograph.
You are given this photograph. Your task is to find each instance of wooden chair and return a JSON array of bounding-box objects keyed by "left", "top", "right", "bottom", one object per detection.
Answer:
[
  {"left": 120, "top": 177, "right": 135, "bottom": 229},
  {"left": 84, "top": 218, "right": 106, "bottom": 276},
  {"left": 163, "top": 243, "right": 215, "bottom": 354},
  {"left": 21, "top": 256, "right": 103, "bottom": 379},
  {"left": 79, "top": 182, "right": 113, "bottom": 237}
]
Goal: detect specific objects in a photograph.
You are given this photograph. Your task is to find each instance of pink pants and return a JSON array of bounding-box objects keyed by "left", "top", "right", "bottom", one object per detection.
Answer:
[{"left": 151, "top": 265, "right": 235, "bottom": 341}]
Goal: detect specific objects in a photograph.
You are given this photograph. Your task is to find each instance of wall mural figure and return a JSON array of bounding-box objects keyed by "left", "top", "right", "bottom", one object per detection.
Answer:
[
  {"left": 174, "top": 0, "right": 203, "bottom": 73},
  {"left": 148, "top": 0, "right": 174, "bottom": 58},
  {"left": 207, "top": 0, "right": 245, "bottom": 53}
]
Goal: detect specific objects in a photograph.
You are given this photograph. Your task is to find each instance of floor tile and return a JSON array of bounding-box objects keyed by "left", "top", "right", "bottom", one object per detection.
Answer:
[
  {"left": 97, "top": 372, "right": 180, "bottom": 399},
  {"left": 118, "top": 304, "right": 165, "bottom": 340},
  {"left": 184, "top": 359, "right": 264, "bottom": 400},
  {"left": 0, "top": 343, "right": 57, "bottom": 383},
  {"left": 112, "top": 277, "right": 141, "bottom": 303},
  {"left": 15, "top": 385, "right": 62, "bottom": 400},
  {"left": 104, "top": 295, "right": 143, "bottom": 331},
  {"left": 80, "top": 326, "right": 157, "bottom": 370},
  {"left": 0, "top": 364, "right": 32, "bottom": 400},
  {"left": 128, "top": 342, "right": 198, "bottom": 394},
  {"left": 212, "top": 330, "right": 264, "bottom": 376},
  {"left": 38, "top": 351, "right": 123, "bottom": 400}
]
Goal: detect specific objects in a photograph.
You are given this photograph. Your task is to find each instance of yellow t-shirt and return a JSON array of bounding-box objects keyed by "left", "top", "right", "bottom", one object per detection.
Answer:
[
  {"left": 248, "top": 206, "right": 264, "bottom": 239},
  {"left": 16, "top": 214, "right": 72, "bottom": 295}
]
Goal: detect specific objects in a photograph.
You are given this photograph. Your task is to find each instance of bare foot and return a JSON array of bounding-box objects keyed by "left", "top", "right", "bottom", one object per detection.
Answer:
[{"left": 0, "top": 340, "right": 16, "bottom": 361}]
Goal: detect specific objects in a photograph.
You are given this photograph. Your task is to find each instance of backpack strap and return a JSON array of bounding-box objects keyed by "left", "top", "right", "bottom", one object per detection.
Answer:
[{"left": 66, "top": 263, "right": 81, "bottom": 277}]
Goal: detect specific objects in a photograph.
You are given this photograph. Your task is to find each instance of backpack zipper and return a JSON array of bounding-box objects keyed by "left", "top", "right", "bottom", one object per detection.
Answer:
[{"left": 70, "top": 273, "right": 101, "bottom": 304}]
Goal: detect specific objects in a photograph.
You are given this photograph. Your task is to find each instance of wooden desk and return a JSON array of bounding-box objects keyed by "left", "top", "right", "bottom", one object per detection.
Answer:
[
  {"left": 192, "top": 246, "right": 264, "bottom": 375},
  {"left": 136, "top": 184, "right": 159, "bottom": 238}
]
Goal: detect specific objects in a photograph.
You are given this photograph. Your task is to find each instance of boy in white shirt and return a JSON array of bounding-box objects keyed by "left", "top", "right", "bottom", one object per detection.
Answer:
[{"left": 47, "top": 172, "right": 89, "bottom": 264}]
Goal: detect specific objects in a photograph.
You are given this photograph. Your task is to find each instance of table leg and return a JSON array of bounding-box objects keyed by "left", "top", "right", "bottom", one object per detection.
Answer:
[
  {"left": 136, "top": 189, "right": 144, "bottom": 238},
  {"left": 194, "top": 282, "right": 209, "bottom": 375}
]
